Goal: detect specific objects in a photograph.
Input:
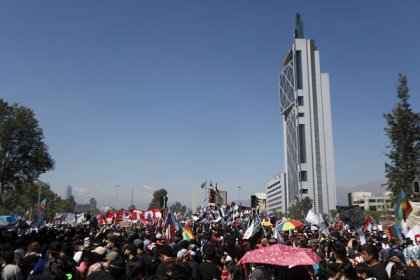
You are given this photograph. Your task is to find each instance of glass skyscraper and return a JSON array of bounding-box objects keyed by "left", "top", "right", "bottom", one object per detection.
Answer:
[{"left": 279, "top": 14, "right": 337, "bottom": 214}]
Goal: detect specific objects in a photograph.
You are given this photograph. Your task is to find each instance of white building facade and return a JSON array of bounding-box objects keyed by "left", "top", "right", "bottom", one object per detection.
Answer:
[
  {"left": 279, "top": 14, "right": 337, "bottom": 214},
  {"left": 266, "top": 174, "right": 287, "bottom": 214},
  {"left": 349, "top": 192, "right": 392, "bottom": 212}
]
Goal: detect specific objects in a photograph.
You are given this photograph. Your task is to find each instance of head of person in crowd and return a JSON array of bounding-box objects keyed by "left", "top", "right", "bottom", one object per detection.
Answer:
[
  {"left": 176, "top": 248, "right": 190, "bottom": 264},
  {"left": 360, "top": 244, "right": 380, "bottom": 265},
  {"left": 123, "top": 243, "right": 137, "bottom": 261},
  {"left": 159, "top": 245, "right": 174, "bottom": 262},
  {"left": 47, "top": 241, "right": 62, "bottom": 260},
  {"left": 387, "top": 251, "right": 404, "bottom": 265},
  {"left": 325, "top": 262, "right": 341, "bottom": 279},
  {"left": 356, "top": 263, "right": 374, "bottom": 279},
  {"left": 202, "top": 243, "right": 216, "bottom": 262},
  {"left": 1, "top": 250, "right": 16, "bottom": 266},
  {"left": 106, "top": 236, "right": 120, "bottom": 250},
  {"left": 133, "top": 238, "right": 144, "bottom": 254},
  {"left": 332, "top": 243, "right": 349, "bottom": 264},
  {"left": 108, "top": 259, "right": 126, "bottom": 280},
  {"left": 164, "top": 261, "right": 189, "bottom": 280},
  {"left": 339, "top": 262, "right": 359, "bottom": 280},
  {"left": 27, "top": 241, "right": 42, "bottom": 255},
  {"left": 105, "top": 251, "right": 120, "bottom": 267},
  {"left": 389, "top": 237, "right": 401, "bottom": 248}
]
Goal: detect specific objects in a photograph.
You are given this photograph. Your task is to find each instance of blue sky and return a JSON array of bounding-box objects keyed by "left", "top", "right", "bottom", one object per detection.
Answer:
[{"left": 1, "top": 1, "right": 419, "bottom": 209}]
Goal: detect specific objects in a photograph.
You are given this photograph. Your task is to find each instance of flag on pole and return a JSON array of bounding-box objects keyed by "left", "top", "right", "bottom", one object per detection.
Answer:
[
  {"left": 30, "top": 207, "right": 43, "bottom": 229},
  {"left": 276, "top": 230, "right": 284, "bottom": 244},
  {"left": 362, "top": 214, "right": 377, "bottom": 232},
  {"left": 40, "top": 198, "right": 46, "bottom": 215},
  {"left": 395, "top": 189, "right": 412, "bottom": 221},
  {"left": 388, "top": 223, "right": 403, "bottom": 242},
  {"left": 183, "top": 224, "right": 195, "bottom": 240},
  {"left": 164, "top": 212, "right": 175, "bottom": 239}
]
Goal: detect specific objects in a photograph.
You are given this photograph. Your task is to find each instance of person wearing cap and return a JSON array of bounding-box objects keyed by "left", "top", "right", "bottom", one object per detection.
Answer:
[
  {"left": 87, "top": 250, "right": 119, "bottom": 277},
  {"left": 134, "top": 238, "right": 153, "bottom": 278}
]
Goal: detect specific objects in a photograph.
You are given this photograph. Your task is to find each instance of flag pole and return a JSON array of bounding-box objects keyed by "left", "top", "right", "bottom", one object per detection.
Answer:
[{"left": 37, "top": 183, "right": 41, "bottom": 208}]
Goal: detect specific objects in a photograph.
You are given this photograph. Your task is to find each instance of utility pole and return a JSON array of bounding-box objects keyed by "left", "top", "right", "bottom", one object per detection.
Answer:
[
  {"left": 114, "top": 185, "right": 119, "bottom": 209},
  {"left": 238, "top": 186, "right": 242, "bottom": 205}
]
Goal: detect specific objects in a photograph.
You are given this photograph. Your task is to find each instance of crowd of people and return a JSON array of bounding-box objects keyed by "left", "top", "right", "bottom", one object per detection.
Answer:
[{"left": 0, "top": 215, "right": 419, "bottom": 280}]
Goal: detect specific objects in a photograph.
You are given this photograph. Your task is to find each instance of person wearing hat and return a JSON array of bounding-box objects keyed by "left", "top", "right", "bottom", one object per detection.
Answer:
[
  {"left": 134, "top": 238, "right": 154, "bottom": 278},
  {"left": 87, "top": 250, "right": 119, "bottom": 277}
]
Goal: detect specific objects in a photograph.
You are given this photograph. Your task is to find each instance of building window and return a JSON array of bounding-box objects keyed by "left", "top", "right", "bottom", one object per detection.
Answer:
[
  {"left": 298, "top": 124, "right": 306, "bottom": 163},
  {"left": 297, "top": 96, "right": 304, "bottom": 106},
  {"left": 295, "top": 50, "right": 303, "bottom": 89},
  {"left": 301, "top": 188, "right": 308, "bottom": 194},
  {"left": 298, "top": 112, "right": 304, "bottom": 117},
  {"left": 299, "top": 171, "right": 307, "bottom": 181},
  {"left": 369, "top": 206, "right": 377, "bottom": 211}
]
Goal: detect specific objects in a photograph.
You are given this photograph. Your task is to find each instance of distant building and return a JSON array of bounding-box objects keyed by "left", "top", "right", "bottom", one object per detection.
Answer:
[
  {"left": 279, "top": 14, "right": 337, "bottom": 214},
  {"left": 251, "top": 192, "right": 267, "bottom": 211},
  {"left": 348, "top": 192, "right": 392, "bottom": 212},
  {"left": 75, "top": 197, "right": 97, "bottom": 213},
  {"left": 65, "top": 185, "right": 72, "bottom": 199},
  {"left": 217, "top": 190, "right": 228, "bottom": 205},
  {"left": 266, "top": 174, "right": 287, "bottom": 214}
]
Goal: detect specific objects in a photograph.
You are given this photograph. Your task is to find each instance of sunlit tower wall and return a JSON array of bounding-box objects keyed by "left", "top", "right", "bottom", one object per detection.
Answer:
[
  {"left": 65, "top": 185, "right": 72, "bottom": 199},
  {"left": 279, "top": 14, "right": 337, "bottom": 214}
]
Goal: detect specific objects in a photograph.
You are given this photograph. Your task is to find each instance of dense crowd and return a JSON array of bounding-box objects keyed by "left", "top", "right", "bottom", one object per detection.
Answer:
[{"left": 0, "top": 218, "right": 419, "bottom": 280}]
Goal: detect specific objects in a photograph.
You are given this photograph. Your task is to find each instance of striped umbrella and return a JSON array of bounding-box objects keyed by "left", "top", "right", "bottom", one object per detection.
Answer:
[{"left": 275, "top": 220, "right": 303, "bottom": 232}]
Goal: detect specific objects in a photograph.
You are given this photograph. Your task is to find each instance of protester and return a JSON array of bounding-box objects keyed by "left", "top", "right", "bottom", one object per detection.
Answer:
[
  {"left": 1, "top": 201, "right": 420, "bottom": 280},
  {"left": 360, "top": 244, "right": 389, "bottom": 280}
]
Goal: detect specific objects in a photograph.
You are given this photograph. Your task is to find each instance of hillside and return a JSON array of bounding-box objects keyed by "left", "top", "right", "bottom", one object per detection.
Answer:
[{"left": 336, "top": 179, "right": 387, "bottom": 206}]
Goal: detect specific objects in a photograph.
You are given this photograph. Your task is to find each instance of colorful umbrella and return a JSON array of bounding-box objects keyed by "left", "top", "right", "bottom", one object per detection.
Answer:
[
  {"left": 275, "top": 220, "right": 303, "bottom": 232},
  {"left": 237, "top": 244, "right": 322, "bottom": 266}
]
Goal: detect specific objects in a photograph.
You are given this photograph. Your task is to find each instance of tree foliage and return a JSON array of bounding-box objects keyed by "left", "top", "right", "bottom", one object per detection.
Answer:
[
  {"left": 148, "top": 188, "right": 168, "bottom": 209},
  {"left": 170, "top": 201, "right": 187, "bottom": 214},
  {"left": 287, "top": 197, "right": 312, "bottom": 220},
  {"left": 0, "top": 180, "right": 76, "bottom": 219},
  {"left": 384, "top": 74, "right": 420, "bottom": 201},
  {"left": 0, "top": 99, "right": 54, "bottom": 200}
]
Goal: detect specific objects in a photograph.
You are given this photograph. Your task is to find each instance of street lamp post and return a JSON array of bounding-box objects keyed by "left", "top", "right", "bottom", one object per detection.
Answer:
[{"left": 115, "top": 185, "right": 119, "bottom": 209}]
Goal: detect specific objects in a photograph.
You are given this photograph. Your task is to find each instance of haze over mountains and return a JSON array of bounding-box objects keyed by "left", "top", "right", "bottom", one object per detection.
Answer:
[{"left": 336, "top": 179, "right": 387, "bottom": 206}]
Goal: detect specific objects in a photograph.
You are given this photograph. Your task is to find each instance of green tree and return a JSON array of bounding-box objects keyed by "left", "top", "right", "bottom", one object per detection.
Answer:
[
  {"left": 148, "top": 188, "right": 168, "bottom": 209},
  {"left": 0, "top": 180, "right": 76, "bottom": 219},
  {"left": 287, "top": 197, "right": 312, "bottom": 220},
  {"left": 170, "top": 201, "right": 187, "bottom": 214},
  {"left": 384, "top": 74, "right": 420, "bottom": 201},
  {"left": 0, "top": 99, "right": 54, "bottom": 202}
]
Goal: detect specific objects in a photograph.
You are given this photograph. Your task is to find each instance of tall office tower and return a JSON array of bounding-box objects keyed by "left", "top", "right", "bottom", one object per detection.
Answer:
[
  {"left": 65, "top": 185, "right": 72, "bottom": 199},
  {"left": 279, "top": 14, "right": 337, "bottom": 214}
]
